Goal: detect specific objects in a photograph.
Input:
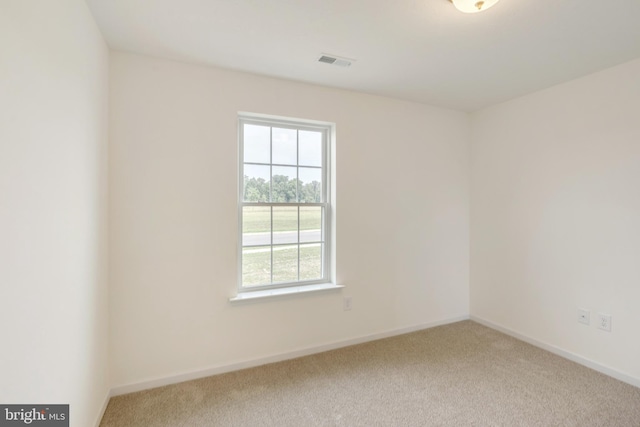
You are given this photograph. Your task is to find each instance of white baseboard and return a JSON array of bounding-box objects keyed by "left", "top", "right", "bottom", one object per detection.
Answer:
[
  {"left": 110, "top": 315, "right": 469, "bottom": 396},
  {"left": 470, "top": 315, "right": 640, "bottom": 389},
  {"left": 94, "top": 388, "right": 111, "bottom": 427}
]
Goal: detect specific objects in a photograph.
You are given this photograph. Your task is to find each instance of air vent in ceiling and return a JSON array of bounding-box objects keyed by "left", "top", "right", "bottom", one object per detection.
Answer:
[
  {"left": 318, "top": 55, "right": 336, "bottom": 64},
  {"left": 318, "top": 54, "right": 353, "bottom": 68}
]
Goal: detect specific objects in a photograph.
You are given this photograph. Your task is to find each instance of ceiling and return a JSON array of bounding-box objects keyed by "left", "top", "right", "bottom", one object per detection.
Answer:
[{"left": 85, "top": 0, "right": 640, "bottom": 111}]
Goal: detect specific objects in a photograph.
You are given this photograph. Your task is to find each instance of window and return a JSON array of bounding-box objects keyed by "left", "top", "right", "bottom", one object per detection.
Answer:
[{"left": 238, "top": 115, "right": 332, "bottom": 294}]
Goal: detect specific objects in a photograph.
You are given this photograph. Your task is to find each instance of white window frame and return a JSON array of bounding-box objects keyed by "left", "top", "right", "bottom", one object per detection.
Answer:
[{"left": 235, "top": 113, "right": 336, "bottom": 299}]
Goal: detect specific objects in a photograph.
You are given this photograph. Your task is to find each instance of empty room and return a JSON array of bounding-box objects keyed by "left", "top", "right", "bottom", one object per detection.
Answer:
[{"left": 2, "top": 0, "right": 640, "bottom": 426}]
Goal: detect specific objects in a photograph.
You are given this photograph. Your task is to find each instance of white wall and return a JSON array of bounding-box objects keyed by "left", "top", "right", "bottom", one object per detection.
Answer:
[
  {"left": 0, "top": 1, "right": 109, "bottom": 426},
  {"left": 109, "top": 51, "right": 470, "bottom": 388},
  {"left": 471, "top": 58, "right": 640, "bottom": 382}
]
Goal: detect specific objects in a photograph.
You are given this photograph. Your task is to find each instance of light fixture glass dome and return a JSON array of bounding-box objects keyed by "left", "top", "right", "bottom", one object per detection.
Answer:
[{"left": 450, "top": 0, "right": 500, "bottom": 13}]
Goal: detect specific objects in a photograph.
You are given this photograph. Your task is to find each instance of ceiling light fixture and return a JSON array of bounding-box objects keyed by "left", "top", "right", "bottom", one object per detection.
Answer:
[{"left": 448, "top": 0, "right": 500, "bottom": 13}]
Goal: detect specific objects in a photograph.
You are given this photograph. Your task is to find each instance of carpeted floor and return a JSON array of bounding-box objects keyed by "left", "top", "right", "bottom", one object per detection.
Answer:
[{"left": 100, "top": 321, "right": 640, "bottom": 426}]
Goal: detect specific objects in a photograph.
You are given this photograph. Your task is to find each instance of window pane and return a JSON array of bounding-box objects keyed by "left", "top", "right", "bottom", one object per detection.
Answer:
[
  {"left": 300, "top": 206, "right": 322, "bottom": 243},
  {"left": 272, "top": 166, "right": 297, "bottom": 202},
  {"left": 299, "top": 130, "right": 322, "bottom": 167},
  {"left": 298, "top": 167, "right": 322, "bottom": 203},
  {"left": 243, "top": 246, "right": 271, "bottom": 286},
  {"left": 243, "top": 206, "right": 271, "bottom": 246},
  {"left": 272, "top": 245, "right": 298, "bottom": 283},
  {"left": 273, "top": 206, "right": 298, "bottom": 244},
  {"left": 300, "top": 244, "right": 322, "bottom": 281},
  {"left": 243, "top": 124, "right": 270, "bottom": 164},
  {"left": 239, "top": 117, "right": 330, "bottom": 291},
  {"left": 272, "top": 127, "right": 297, "bottom": 166},
  {"left": 243, "top": 164, "right": 270, "bottom": 202}
]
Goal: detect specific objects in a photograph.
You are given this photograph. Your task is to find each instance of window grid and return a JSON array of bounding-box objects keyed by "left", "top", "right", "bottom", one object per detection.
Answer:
[{"left": 239, "top": 116, "right": 330, "bottom": 291}]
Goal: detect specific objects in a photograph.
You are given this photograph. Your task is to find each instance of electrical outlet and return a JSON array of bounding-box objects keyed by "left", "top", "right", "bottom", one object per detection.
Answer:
[
  {"left": 596, "top": 313, "right": 612, "bottom": 332},
  {"left": 578, "top": 308, "right": 590, "bottom": 325},
  {"left": 343, "top": 297, "right": 352, "bottom": 311}
]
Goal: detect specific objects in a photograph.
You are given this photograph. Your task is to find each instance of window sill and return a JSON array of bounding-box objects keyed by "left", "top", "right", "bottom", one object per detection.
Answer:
[{"left": 229, "top": 283, "right": 344, "bottom": 303}]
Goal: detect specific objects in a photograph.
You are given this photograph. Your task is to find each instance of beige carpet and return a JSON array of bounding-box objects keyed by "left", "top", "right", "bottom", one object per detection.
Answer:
[{"left": 100, "top": 321, "right": 640, "bottom": 426}]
